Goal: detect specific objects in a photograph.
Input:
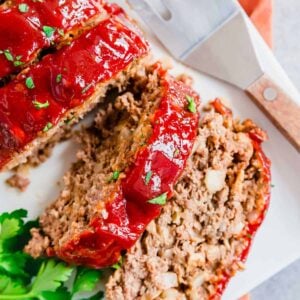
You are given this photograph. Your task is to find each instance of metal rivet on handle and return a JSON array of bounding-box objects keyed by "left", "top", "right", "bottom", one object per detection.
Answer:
[{"left": 263, "top": 87, "right": 278, "bottom": 101}]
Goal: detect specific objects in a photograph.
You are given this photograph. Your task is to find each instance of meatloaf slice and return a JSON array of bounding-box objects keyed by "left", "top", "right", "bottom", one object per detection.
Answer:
[
  {"left": 0, "top": 6, "right": 149, "bottom": 171},
  {"left": 0, "top": 0, "right": 107, "bottom": 79},
  {"left": 25, "top": 64, "right": 200, "bottom": 268},
  {"left": 106, "top": 99, "right": 271, "bottom": 300}
]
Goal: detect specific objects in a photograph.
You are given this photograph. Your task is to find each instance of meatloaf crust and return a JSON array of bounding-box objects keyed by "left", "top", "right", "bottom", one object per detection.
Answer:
[{"left": 106, "top": 99, "right": 271, "bottom": 300}]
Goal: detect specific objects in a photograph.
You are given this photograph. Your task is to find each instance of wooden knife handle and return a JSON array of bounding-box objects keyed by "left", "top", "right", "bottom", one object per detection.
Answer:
[{"left": 246, "top": 74, "right": 300, "bottom": 152}]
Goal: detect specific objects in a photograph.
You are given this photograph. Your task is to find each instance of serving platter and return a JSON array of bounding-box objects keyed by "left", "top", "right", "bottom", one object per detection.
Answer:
[{"left": 0, "top": 1, "right": 300, "bottom": 299}]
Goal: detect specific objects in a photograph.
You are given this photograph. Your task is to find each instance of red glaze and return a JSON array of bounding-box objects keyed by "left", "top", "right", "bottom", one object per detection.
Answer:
[
  {"left": 0, "top": 16, "right": 149, "bottom": 169},
  {"left": 209, "top": 99, "right": 271, "bottom": 300},
  {"left": 0, "top": 0, "right": 105, "bottom": 78},
  {"left": 56, "top": 67, "right": 200, "bottom": 268}
]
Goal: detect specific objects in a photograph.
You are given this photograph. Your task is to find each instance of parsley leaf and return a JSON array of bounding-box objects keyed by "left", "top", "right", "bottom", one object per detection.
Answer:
[
  {"left": 32, "top": 100, "right": 50, "bottom": 110},
  {"left": 18, "top": 3, "right": 29, "bottom": 13},
  {"left": 25, "top": 77, "right": 35, "bottom": 89},
  {"left": 43, "top": 26, "right": 56, "bottom": 38},
  {"left": 0, "top": 252, "right": 29, "bottom": 277},
  {"left": 145, "top": 171, "right": 152, "bottom": 185},
  {"left": 148, "top": 192, "right": 168, "bottom": 205},
  {"left": 111, "top": 256, "right": 123, "bottom": 270},
  {"left": 3, "top": 50, "right": 14, "bottom": 62},
  {"left": 29, "top": 260, "right": 73, "bottom": 295},
  {"left": 43, "top": 122, "right": 53, "bottom": 132},
  {"left": 56, "top": 74, "right": 62, "bottom": 83},
  {"left": 108, "top": 171, "right": 120, "bottom": 182},
  {"left": 0, "top": 274, "right": 27, "bottom": 295},
  {"left": 186, "top": 95, "right": 197, "bottom": 113},
  {"left": 82, "top": 291, "right": 105, "bottom": 300},
  {"left": 72, "top": 268, "right": 102, "bottom": 295}
]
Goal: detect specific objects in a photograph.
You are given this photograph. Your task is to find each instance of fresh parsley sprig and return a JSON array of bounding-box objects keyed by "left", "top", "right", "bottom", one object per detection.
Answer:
[{"left": 0, "top": 210, "right": 104, "bottom": 300}]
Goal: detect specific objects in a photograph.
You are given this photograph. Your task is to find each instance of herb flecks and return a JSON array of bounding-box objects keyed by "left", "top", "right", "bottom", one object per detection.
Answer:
[
  {"left": 43, "top": 122, "right": 53, "bottom": 132},
  {"left": 148, "top": 192, "right": 168, "bottom": 205},
  {"left": 56, "top": 74, "right": 62, "bottom": 83},
  {"left": 43, "top": 26, "right": 56, "bottom": 38},
  {"left": 145, "top": 171, "right": 152, "bottom": 185},
  {"left": 25, "top": 77, "right": 35, "bottom": 89},
  {"left": 3, "top": 49, "right": 14, "bottom": 62},
  {"left": 33, "top": 100, "right": 50, "bottom": 110},
  {"left": 186, "top": 95, "right": 197, "bottom": 113},
  {"left": 81, "top": 83, "right": 93, "bottom": 94},
  {"left": 112, "top": 256, "right": 123, "bottom": 270},
  {"left": 108, "top": 171, "right": 120, "bottom": 182},
  {"left": 18, "top": 3, "right": 29, "bottom": 13}
]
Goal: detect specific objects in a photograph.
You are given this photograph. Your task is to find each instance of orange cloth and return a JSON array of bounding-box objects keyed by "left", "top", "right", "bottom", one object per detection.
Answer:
[{"left": 239, "top": 0, "right": 273, "bottom": 47}]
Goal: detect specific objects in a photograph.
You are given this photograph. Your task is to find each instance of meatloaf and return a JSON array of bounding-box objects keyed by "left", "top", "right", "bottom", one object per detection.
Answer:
[
  {"left": 0, "top": 0, "right": 107, "bottom": 78},
  {"left": 106, "top": 99, "right": 271, "bottom": 300},
  {"left": 25, "top": 64, "right": 200, "bottom": 268},
  {"left": 0, "top": 3, "right": 149, "bottom": 171}
]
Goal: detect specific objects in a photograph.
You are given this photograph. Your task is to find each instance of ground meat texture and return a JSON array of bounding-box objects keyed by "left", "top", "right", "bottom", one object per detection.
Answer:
[
  {"left": 106, "top": 100, "right": 271, "bottom": 300},
  {"left": 5, "top": 174, "right": 30, "bottom": 191},
  {"left": 25, "top": 64, "right": 200, "bottom": 269}
]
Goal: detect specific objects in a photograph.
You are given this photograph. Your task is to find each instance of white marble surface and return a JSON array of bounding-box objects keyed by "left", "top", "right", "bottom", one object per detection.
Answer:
[{"left": 251, "top": 1, "right": 300, "bottom": 299}]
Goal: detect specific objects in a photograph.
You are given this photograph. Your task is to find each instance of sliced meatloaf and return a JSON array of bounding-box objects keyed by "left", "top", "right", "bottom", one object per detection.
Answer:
[
  {"left": 106, "top": 99, "right": 271, "bottom": 300},
  {"left": 25, "top": 64, "right": 200, "bottom": 268},
  {"left": 0, "top": 0, "right": 107, "bottom": 78},
  {"left": 0, "top": 4, "right": 149, "bottom": 171}
]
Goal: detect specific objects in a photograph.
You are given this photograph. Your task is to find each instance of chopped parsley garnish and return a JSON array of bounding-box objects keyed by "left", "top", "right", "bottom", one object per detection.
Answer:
[
  {"left": 25, "top": 77, "right": 35, "bottom": 89},
  {"left": 32, "top": 100, "right": 50, "bottom": 110},
  {"left": 108, "top": 171, "right": 120, "bottom": 182},
  {"left": 42, "top": 26, "right": 56, "bottom": 38},
  {"left": 111, "top": 256, "right": 123, "bottom": 270},
  {"left": 56, "top": 74, "right": 62, "bottom": 83},
  {"left": 145, "top": 171, "right": 152, "bottom": 185},
  {"left": 13, "top": 60, "right": 23, "bottom": 67},
  {"left": 81, "top": 83, "right": 93, "bottom": 94},
  {"left": 64, "top": 117, "right": 74, "bottom": 125},
  {"left": 174, "top": 148, "right": 180, "bottom": 157},
  {"left": 186, "top": 95, "right": 197, "bottom": 113},
  {"left": 57, "top": 29, "right": 64, "bottom": 36},
  {"left": 3, "top": 49, "right": 14, "bottom": 62},
  {"left": 0, "top": 209, "right": 103, "bottom": 299},
  {"left": 18, "top": 3, "right": 29, "bottom": 13},
  {"left": 148, "top": 192, "right": 167, "bottom": 205},
  {"left": 43, "top": 122, "right": 53, "bottom": 132}
]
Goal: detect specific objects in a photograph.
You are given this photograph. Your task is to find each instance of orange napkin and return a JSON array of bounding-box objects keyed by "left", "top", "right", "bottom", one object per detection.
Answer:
[{"left": 239, "top": 0, "right": 273, "bottom": 47}]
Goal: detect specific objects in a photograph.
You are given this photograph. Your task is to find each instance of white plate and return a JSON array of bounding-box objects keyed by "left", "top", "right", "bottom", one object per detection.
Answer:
[{"left": 1, "top": 1, "right": 300, "bottom": 299}]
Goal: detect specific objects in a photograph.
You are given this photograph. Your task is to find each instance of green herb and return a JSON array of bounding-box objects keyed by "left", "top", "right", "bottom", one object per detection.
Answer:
[
  {"left": 64, "top": 117, "right": 74, "bottom": 125},
  {"left": 56, "top": 74, "right": 62, "bottom": 83},
  {"left": 43, "top": 26, "right": 56, "bottom": 38},
  {"left": 148, "top": 192, "right": 167, "bottom": 205},
  {"left": 43, "top": 122, "right": 53, "bottom": 132},
  {"left": 13, "top": 61, "right": 23, "bottom": 67},
  {"left": 0, "top": 209, "right": 103, "bottom": 299},
  {"left": 25, "top": 77, "right": 35, "bottom": 89},
  {"left": 32, "top": 100, "right": 50, "bottom": 110},
  {"left": 18, "top": 3, "right": 29, "bottom": 13},
  {"left": 174, "top": 148, "right": 180, "bottom": 157},
  {"left": 186, "top": 95, "right": 197, "bottom": 113},
  {"left": 145, "top": 171, "right": 152, "bottom": 185},
  {"left": 72, "top": 268, "right": 102, "bottom": 295},
  {"left": 82, "top": 83, "right": 93, "bottom": 94},
  {"left": 108, "top": 171, "right": 120, "bottom": 182},
  {"left": 57, "top": 29, "right": 64, "bottom": 37},
  {"left": 111, "top": 256, "right": 123, "bottom": 270},
  {"left": 3, "top": 50, "right": 14, "bottom": 62}
]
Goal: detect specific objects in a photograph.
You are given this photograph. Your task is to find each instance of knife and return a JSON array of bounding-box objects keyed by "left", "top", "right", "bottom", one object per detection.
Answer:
[{"left": 127, "top": 0, "right": 300, "bottom": 152}]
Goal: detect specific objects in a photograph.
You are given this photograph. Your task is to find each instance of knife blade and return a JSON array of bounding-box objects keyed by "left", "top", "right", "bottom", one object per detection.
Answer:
[{"left": 128, "top": 0, "right": 300, "bottom": 152}]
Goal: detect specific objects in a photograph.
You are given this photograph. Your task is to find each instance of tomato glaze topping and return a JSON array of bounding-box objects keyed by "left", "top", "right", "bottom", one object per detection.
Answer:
[
  {"left": 56, "top": 67, "right": 201, "bottom": 268},
  {"left": 0, "top": 0, "right": 105, "bottom": 78},
  {"left": 0, "top": 17, "right": 149, "bottom": 170}
]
